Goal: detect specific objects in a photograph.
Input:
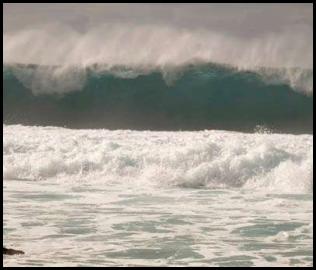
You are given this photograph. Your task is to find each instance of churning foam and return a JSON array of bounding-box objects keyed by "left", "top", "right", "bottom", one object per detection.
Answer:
[{"left": 3, "top": 125, "right": 313, "bottom": 193}]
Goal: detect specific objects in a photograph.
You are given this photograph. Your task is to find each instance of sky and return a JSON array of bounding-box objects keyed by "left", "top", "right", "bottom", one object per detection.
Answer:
[{"left": 4, "top": 3, "right": 312, "bottom": 37}]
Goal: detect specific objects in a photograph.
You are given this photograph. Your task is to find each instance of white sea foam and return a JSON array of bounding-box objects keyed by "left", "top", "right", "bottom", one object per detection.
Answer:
[{"left": 3, "top": 125, "right": 313, "bottom": 193}]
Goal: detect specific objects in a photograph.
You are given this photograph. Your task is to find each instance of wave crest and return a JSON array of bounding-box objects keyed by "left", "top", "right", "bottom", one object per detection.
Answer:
[{"left": 3, "top": 63, "right": 313, "bottom": 133}]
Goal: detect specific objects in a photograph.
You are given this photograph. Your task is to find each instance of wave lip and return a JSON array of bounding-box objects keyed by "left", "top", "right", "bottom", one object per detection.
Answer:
[
  {"left": 3, "top": 63, "right": 313, "bottom": 134},
  {"left": 3, "top": 125, "right": 313, "bottom": 194}
]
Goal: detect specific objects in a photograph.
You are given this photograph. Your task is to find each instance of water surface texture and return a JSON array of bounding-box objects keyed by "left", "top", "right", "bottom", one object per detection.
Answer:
[
  {"left": 3, "top": 125, "right": 313, "bottom": 267},
  {"left": 3, "top": 4, "right": 313, "bottom": 266}
]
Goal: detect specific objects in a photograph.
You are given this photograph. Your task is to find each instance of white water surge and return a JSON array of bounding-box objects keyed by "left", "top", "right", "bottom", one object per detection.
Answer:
[
  {"left": 3, "top": 4, "right": 313, "bottom": 267},
  {"left": 3, "top": 126, "right": 313, "bottom": 267},
  {"left": 4, "top": 125, "right": 312, "bottom": 193}
]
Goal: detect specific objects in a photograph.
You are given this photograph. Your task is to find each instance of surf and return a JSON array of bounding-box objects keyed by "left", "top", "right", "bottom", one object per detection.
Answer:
[
  {"left": 3, "top": 63, "right": 313, "bottom": 133},
  {"left": 3, "top": 125, "right": 312, "bottom": 193}
]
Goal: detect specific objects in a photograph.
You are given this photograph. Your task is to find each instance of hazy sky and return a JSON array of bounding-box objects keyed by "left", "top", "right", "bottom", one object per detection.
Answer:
[{"left": 4, "top": 3, "right": 313, "bottom": 37}]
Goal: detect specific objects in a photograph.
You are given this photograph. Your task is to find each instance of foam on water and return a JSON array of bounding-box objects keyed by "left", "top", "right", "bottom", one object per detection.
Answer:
[
  {"left": 3, "top": 125, "right": 313, "bottom": 266},
  {"left": 3, "top": 180, "right": 313, "bottom": 267},
  {"left": 3, "top": 125, "right": 312, "bottom": 193}
]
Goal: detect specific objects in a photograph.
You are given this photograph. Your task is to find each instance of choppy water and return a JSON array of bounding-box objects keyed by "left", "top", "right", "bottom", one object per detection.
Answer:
[
  {"left": 3, "top": 181, "right": 313, "bottom": 267},
  {"left": 3, "top": 125, "right": 313, "bottom": 267},
  {"left": 3, "top": 6, "right": 313, "bottom": 266}
]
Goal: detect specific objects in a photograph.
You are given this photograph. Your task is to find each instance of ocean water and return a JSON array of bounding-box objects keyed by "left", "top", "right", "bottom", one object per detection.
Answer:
[
  {"left": 3, "top": 63, "right": 313, "bottom": 133},
  {"left": 3, "top": 125, "right": 313, "bottom": 267},
  {"left": 2, "top": 30, "right": 314, "bottom": 266},
  {"left": 3, "top": 5, "right": 314, "bottom": 266}
]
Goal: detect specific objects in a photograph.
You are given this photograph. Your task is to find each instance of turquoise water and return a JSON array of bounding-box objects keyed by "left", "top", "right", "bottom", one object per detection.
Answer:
[{"left": 3, "top": 64, "right": 313, "bottom": 133}]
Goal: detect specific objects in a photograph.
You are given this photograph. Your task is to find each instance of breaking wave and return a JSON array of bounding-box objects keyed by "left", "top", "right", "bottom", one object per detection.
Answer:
[
  {"left": 3, "top": 63, "right": 313, "bottom": 133},
  {"left": 3, "top": 125, "right": 313, "bottom": 193}
]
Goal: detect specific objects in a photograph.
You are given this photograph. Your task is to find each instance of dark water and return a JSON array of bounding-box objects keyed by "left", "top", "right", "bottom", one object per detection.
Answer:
[{"left": 3, "top": 63, "right": 313, "bottom": 133}]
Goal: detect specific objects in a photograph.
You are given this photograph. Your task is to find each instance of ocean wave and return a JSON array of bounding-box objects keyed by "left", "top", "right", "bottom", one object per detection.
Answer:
[
  {"left": 3, "top": 63, "right": 313, "bottom": 133},
  {"left": 3, "top": 125, "right": 313, "bottom": 193},
  {"left": 4, "top": 23, "right": 312, "bottom": 93}
]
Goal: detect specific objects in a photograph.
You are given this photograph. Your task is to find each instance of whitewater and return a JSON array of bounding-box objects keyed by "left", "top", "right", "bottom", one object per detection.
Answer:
[
  {"left": 3, "top": 6, "right": 313, "bottom": 266},
  {"left": 3, "top": 125, "right": 313, "bottom": 192},
  {"left": 3, "top": 125, "right": 313, "bottom": 266}
]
